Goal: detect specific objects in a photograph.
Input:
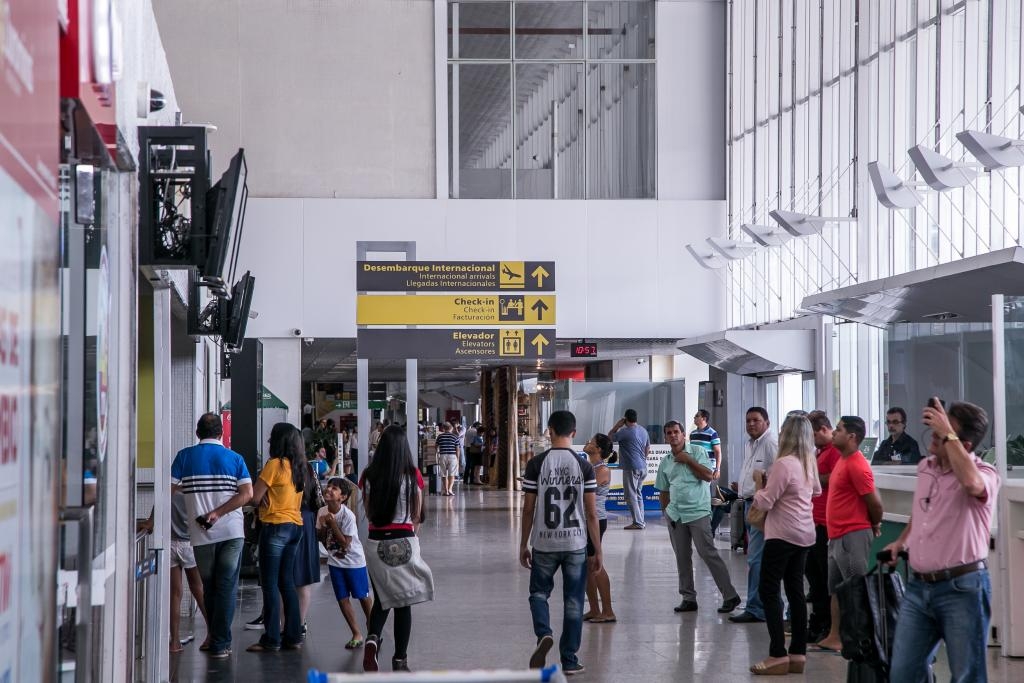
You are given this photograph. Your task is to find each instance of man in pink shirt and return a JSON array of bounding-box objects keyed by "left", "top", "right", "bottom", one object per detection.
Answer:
[
  {"left": 805, "top": 411, "right": 841, "bottom": 644},
  {"left": 884, "top": 399, "right": 1000, "bottom": 682}
]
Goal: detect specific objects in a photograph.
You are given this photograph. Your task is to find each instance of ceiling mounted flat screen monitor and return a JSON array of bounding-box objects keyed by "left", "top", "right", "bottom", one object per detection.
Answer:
[
  {"left": 204, "top": 148, "right": 248, "bottom": 285},
  {"left": 571, "top": 342, "right": 598, "bottom": 358},
  {"left": 224, "top": 271, "right": 255, "bottom": 350}
]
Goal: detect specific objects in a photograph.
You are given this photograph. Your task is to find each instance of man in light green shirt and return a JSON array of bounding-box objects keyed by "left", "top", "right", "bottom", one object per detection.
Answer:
[{"left": 655, "top": 420, "right": 740, "bottom": 614}]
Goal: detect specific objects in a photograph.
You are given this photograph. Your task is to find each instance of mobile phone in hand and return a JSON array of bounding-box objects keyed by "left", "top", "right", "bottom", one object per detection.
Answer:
[{"left": 196, "top": 515, "right": 213, "bottom": 530}]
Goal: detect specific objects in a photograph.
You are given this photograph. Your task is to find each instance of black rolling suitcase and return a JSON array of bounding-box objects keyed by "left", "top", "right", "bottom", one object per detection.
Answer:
[{"left": 837, "top": 550, "right": 905, "bottom": 683}]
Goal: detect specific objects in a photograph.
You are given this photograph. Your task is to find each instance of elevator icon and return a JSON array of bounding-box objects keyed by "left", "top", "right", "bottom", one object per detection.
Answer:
[{"left": 500, "top": 329, "right": 524, "bottom": 356}]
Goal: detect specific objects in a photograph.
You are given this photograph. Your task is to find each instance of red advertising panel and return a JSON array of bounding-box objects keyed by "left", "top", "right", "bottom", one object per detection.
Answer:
[
  {"left": 59, "top": 0, "right": 118, "bottom": 162},
  {"left": 0, "top": 0, "right": 59, "bottom": 219}
]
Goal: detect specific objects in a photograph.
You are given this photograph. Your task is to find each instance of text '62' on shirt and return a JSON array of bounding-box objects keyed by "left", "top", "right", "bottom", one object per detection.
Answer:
[{"left": 522, "top": 447, "right": 596, "bottom": 553}]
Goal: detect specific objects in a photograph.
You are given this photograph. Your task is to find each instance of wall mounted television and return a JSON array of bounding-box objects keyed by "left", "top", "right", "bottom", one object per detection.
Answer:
[
  {"left": 223, "top": 271, "right": 255, "bottom": 350},
  {"left": 204, "top": 148, "right": 248, "bottom": 284}
]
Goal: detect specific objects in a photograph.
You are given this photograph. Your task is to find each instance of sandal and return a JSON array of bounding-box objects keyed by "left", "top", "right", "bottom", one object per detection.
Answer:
[
  {"left": 789, "top": 657, "right": 806, "bottom": 674},
  {"left": 750, "top": 659, "right": 790, "bottom": 675},
  {"left": 582, "top": 612, "right": 598, "bottom": 622},
  {"left": 345, "top": 638, "right": 364, "bottom": 649},
  {"left": 590, "top": 616, "right": 617, "bottom": 623}
]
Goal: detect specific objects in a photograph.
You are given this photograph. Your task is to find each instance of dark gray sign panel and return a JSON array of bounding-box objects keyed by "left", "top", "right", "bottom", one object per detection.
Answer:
[
  {"left": 357, "top": 328, "right": 556, "bottom": 360},
  {"left": 357, "top": 261, "right": 556, "bottom": 292}
]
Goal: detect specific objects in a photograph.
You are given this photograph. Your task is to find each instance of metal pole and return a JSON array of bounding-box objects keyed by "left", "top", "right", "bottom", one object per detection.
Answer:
[
  {"left": 150, "top": 285, "right": 172, "bottom": 682},
  {"left": 358, "top": 358, "right": 370, "bottom": 479},
  {"left": 406, "top": 359, "right": 418, "bottom": 457},
  {"left": 991, "top": 294, "right": 1014, "bottom": 655}
]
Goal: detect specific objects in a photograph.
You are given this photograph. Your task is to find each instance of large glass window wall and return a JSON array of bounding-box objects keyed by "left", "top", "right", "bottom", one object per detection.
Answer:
[
  {"left": 448, "top": 0, "right": 656, "bottom": 199},
  {"left": 727, "top": 1, "right": 1024, "bottom": 329}
]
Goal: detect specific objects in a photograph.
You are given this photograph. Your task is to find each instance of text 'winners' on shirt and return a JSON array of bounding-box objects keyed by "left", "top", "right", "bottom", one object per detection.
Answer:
[{"left": 522, "top": 448, "right": 596, "bottom": 553}]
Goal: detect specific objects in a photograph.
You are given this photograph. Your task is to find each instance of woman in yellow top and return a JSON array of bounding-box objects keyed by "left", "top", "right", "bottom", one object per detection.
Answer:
[{"left": 246, "top": 423, "right": 308, "bottom": 652}]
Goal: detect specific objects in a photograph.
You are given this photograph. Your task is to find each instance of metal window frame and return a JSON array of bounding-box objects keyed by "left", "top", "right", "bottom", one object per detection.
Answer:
[{"left": 446, "top": 0, "right": 656, "bottom": 199}]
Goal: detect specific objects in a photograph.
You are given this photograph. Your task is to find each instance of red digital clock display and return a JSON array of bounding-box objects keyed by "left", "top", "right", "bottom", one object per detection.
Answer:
[{"left": 571, "top": 343, "right": 598, "bottom": 358}]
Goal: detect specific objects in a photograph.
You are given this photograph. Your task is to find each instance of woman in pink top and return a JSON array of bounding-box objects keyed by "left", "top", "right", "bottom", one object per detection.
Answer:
[{"left": 749, "top": 415, "right": 821, "bottom": 676}]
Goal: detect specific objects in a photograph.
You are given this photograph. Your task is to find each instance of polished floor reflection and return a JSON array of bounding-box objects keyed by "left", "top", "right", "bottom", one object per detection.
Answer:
[{"left": 171, "top": 488, "right": 1022, "bottom": 682}]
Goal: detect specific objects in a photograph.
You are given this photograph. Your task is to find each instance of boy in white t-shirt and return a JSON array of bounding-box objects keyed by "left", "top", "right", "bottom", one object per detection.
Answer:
[{"left": 317, "top": 477, "right": 374, "bottom": 649}]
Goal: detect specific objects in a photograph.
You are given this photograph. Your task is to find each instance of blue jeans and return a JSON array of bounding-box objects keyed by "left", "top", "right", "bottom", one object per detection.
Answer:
[
  {"left": 258, "top": 522, "right": 304, "bottom": 648},
  {"left": 890, "top": 569, "right": 991, "bottom": 683},
  {"left": 743, "top": 500, "right": 766, "bottom": 619},
  {"left": 621, "top": 467, "right": 646, "bottom": 527},
  {"left": 193, "top": 538, "right": 244, "bottom": 653},
  {"left": 529, "top": 549, "right": 588, "bottom": 668}
]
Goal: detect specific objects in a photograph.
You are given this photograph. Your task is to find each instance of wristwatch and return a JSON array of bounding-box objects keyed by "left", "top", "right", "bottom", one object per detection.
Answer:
[{"left": 942, "top": 432, "right": 960, "bottom": 444}]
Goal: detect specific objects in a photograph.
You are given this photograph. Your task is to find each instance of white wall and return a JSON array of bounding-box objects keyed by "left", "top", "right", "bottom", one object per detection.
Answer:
[
  {"left": 259, "top": 338, "right": 303, "bottom": 426},
  {"left": 235, "top": 197, "right": 728, "bottom": 340},
  {"left": 656, "top": 0, "right": 726, "bottom": 200},
  {"left": 152, "top": 0, "right": 436, "bottom": 197}
]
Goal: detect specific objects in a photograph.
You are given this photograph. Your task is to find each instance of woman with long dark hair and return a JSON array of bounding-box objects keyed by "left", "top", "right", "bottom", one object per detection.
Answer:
[
  {"left": 583, "top": 433, "right": 616, "bottom": 623},
  {"left": 359, "top": 425, "right": 434, "bottom": 672},
  {"left": 246, "top": 423, "right": 308, "bottom": 652}
]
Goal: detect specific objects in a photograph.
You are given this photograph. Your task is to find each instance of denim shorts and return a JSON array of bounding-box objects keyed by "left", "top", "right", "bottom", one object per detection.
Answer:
[{"left": 328, "top": 565, "right": 371, "bottom": 600}]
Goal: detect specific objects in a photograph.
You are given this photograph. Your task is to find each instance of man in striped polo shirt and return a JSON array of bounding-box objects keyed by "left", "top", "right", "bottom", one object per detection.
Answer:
[
  {"left": 690, "top": 410, "right": 722, "bottom": 475},
  {"left": 171, "top": 413, "right": 253, "bottom": 658},
  {"left": 436, "top": 421, "right": 461, "bottom": 496}
]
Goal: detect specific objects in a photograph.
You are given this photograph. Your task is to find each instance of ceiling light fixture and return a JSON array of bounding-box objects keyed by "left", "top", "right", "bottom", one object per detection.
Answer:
[
  {"left": 867, "top": 162, "right": 927, "bottom": 209},
  {"left": 706, "top": 237, "right": 759, "bottom": 260},
  {"left": 907, "top": 145, "right": 978, "bottom": 191},
  {"left": 768, "top": 210, "right": 856, "bottom": 237},
  {"left": 956, "top": 129, "right": 1024, "bottom": 170}
]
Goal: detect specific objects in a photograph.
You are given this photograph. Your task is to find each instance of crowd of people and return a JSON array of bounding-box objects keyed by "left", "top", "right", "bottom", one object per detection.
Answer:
[{"left": 161, "top": 394, "right": 999, "bottom": 679}]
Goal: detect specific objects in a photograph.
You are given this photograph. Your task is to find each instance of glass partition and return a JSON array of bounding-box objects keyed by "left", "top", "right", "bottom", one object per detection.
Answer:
[
  {"left": 879, "top": 320, "right": 995, "bottom": 469},
  {"left": 551, "top": 379, "right": 684, "bottom": 444},
  {"left": 1002, "top": 296, "right": 1024, "bottom": 479}
]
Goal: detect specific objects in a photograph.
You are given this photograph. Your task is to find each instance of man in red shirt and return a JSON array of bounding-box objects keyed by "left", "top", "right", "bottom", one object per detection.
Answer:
[
  {"left": 815, "top": 415, "right": 883, "bottom": 652},
  {"left": 805, "top": 411, "right": 841, "bottom": 644}
]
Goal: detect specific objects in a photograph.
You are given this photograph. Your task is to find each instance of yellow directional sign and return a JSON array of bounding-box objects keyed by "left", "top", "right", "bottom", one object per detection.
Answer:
[
  {"left": 499, "top": 329, "right": 525, "bottom": 356},
  {"left": 499, "top": 261, "right": 525, "bottom": 289},
  {"left": 357, "top": 294, "right": 556, "bottom": 326},
  {"left": 530, "top": 265, "right": 550, "bottom": 288},
  {"left": 530, "top": 332, "right": 550, "bottom": 355}
]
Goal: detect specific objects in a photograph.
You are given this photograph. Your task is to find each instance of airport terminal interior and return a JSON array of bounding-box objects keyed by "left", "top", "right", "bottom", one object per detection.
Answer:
[{"left": 5, "top": 1, "right": 1024, "bottom": 681}]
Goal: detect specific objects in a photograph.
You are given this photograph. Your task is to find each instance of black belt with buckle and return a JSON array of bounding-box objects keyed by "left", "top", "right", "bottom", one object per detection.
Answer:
[
  {"left": 743, "top": 496, "right": 754, "bottom": 503},
  {"left": 912, "top": 560, "right": 986, "bottom": 584}
]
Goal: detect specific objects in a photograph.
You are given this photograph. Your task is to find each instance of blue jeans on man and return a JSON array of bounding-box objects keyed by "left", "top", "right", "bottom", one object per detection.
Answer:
[
  {"left": 741, "top": 499, "right": 766, "bottom": 620},
  {"left": 621, "top": 467, "right": 646, "bottom": 528},
  {"left": 890, "top": 569, "right": 991, "bottom": 683},
  {"left": 529, "top": 549, "right": 588, "bottom": 669},
  {"left": 257, "top": 522, "right": 304, "bottom": 648},
  {"left": 193, "top": 537, "right": 245, "bottom": 654}
]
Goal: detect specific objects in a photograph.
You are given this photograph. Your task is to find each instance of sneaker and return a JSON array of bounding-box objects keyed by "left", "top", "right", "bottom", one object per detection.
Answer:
[
  {"left": 245, "top": 615, "right": 265, "bottom": 631},
  {"left": 209, "top": 648, "right": 232, "bottom": 659},
  {"left": 717, "top": 596, "right": 742, "bottom": 613},
  {"left": 563, "top": 663, "right": 586, "bottom": 676},
  {"left": 529, "top": 634, "right": 554, "bottom": 669},
  {"left": 363, "top": 636, "right": 379, "bottom": 672},
  {"left": 392, "top": 657, "right": 410, "bottom": 672},
  {"left": 674, "top": 601, "right": 699, "bottom": 613},
  {"left": 301, "top": 623, "right": 308, "bottom": 637},
  {"left": 729, "top": 611, "right": 765, "bottom": 624}
]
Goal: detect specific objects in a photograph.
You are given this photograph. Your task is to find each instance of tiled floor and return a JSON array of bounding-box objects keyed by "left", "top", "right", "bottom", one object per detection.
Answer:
[{"left": 171, "top": 487, "right": 1023, "bottom": 681}]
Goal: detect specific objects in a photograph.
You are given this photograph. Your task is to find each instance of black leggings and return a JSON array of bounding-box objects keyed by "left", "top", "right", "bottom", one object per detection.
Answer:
[
  {"left": 368, "top": 589, "right": 411, "bottom": 659},
  {"left": 760, "top": 538, "right": 810, "bottom": 658}
]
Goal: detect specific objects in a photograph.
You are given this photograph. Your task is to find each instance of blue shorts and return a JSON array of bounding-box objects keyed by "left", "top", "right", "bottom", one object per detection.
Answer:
[{"left": 328, "top": 565, "right": 371, "bottom": 600}]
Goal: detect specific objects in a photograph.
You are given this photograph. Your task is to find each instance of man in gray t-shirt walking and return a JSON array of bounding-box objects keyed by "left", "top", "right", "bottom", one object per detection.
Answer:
[{"left": 609, "top": 409, "right": 650, "bottom": 530}]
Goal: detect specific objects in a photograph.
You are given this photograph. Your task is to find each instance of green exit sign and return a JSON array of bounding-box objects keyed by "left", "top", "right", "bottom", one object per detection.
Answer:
[{"left": 334, "top": 400, "right": 388, "bottom": 410}]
